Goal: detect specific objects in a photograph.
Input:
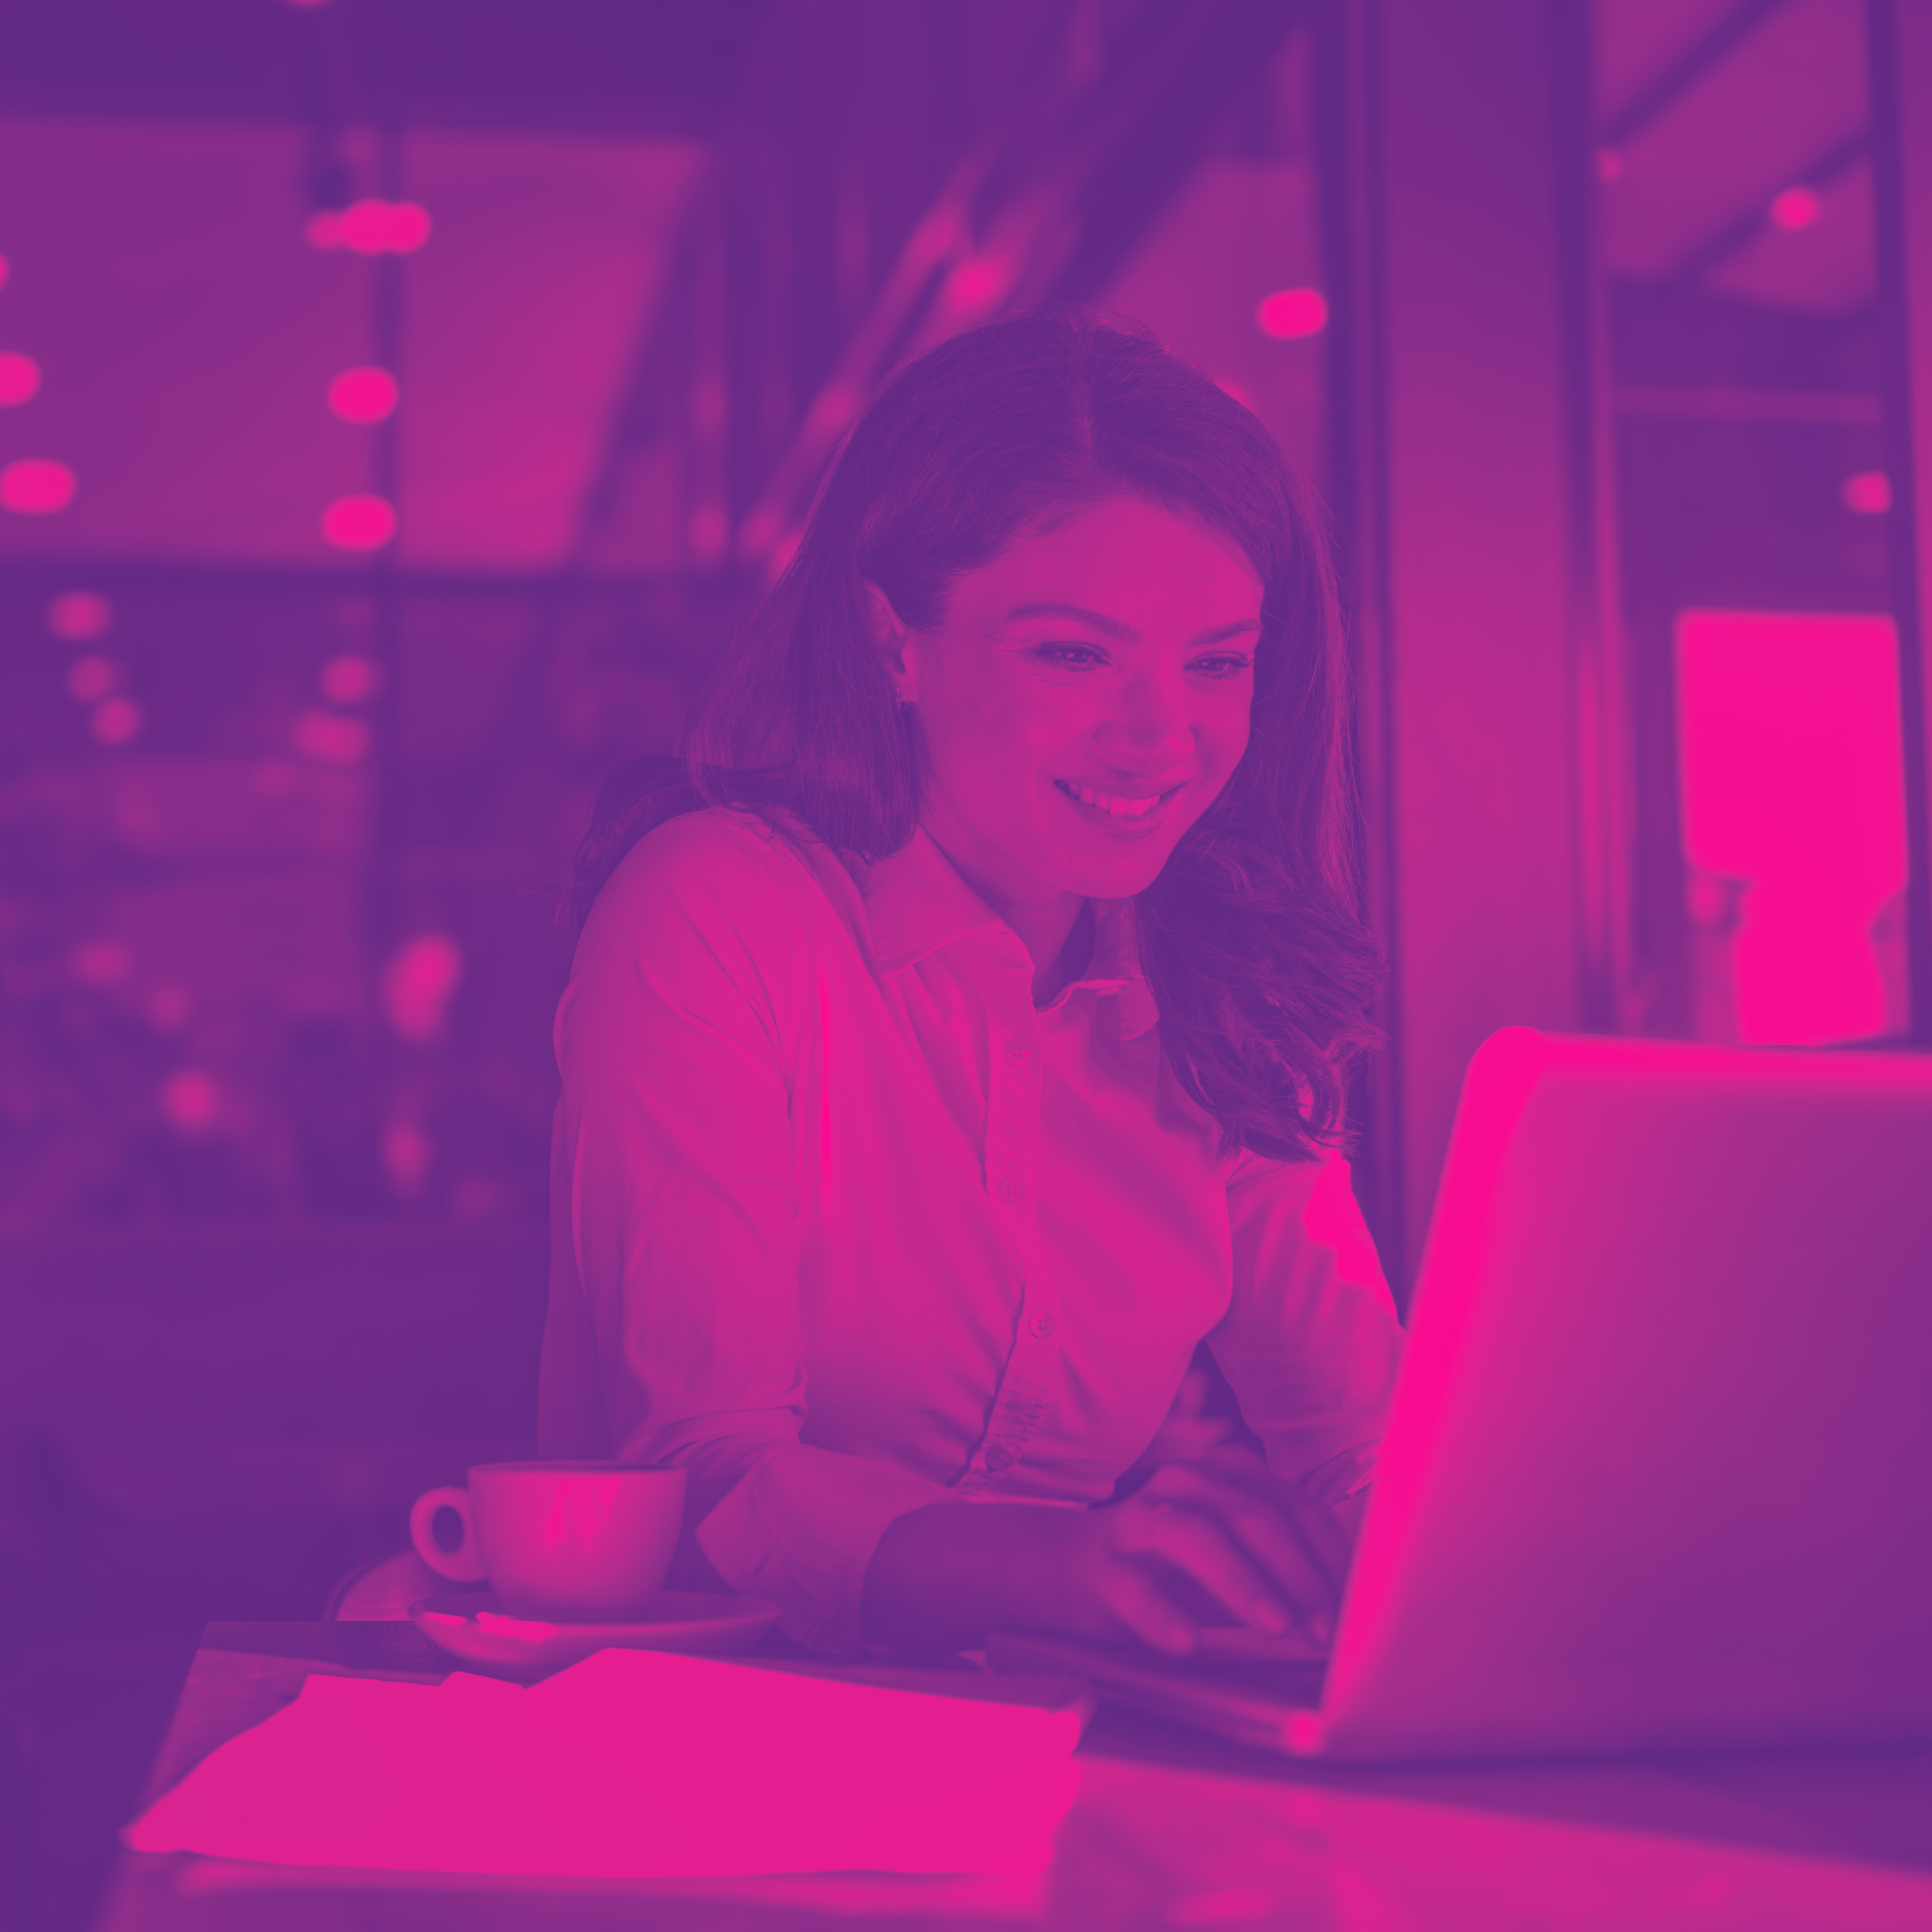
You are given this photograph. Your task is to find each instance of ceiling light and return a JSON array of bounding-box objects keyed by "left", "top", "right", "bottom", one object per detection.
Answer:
[
  {"left": 385, "top": 202, "right": 432, "bottom": 253},
  {"left": 338, "top": 199, "right": 433, "bottom": 256},
  {"left": 0, "top": 351, "right": 41, "bottom": 406},
  {"left": 1, "top": 457, "right": 76, "bottom": 513},
  {"left": 1842, "top": 471, "right": 1891, "bottom": 515},
  {"left": 1769, "top": 186, "right": 1821, "bottom": 232},
  {"left": 328, "top": 366, "right": 400, "bottom": 423},
  {"left": 321, "top": 493, "right": 397, "bottom": 550},
  {"left": 1255, "top": 288, "right": 1328, "bottom": 339}
]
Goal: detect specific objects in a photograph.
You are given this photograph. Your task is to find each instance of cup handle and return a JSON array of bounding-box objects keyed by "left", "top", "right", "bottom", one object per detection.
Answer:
[{"left": 409, "top": 1486, "right": 488, "bottom": 1584}]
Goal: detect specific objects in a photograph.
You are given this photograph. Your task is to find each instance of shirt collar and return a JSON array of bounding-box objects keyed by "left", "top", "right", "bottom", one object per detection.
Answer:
[{"left": 849, "top": 822, "right": 1160, "bottom": 1040}]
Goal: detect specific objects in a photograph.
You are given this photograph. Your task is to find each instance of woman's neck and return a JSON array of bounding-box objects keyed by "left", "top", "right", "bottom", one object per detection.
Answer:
[
  {"left": 1031, "top": 896, "right": 1096, "bottom": 1009},
  {"left": 917, "top": 815, "right": 1092, "bottom": 1007}
]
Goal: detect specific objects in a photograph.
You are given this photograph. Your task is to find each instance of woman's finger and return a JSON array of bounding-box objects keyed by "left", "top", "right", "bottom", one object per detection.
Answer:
[
  {"left": 1139, "top": 1462, "right": 1342, "bottom": 1612},
  {"left": 1094, "top": 1556, "right": 1201, "bottom": 1657},
  {"left": 1114, "top": 1498, "right": 1298, "bottom": 1635},
  {"left": 1151, "top": 1455, "right": 1353, "bottom": 1595}
]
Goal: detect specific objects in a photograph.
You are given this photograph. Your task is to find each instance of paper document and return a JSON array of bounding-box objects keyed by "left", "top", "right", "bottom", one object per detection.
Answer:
[{"left": 124, "top": 1648, "right": 1085, "bottom": 1879}]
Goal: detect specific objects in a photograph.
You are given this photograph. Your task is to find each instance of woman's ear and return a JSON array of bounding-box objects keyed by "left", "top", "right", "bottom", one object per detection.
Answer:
[{"left": 861, "top": 580, "right": 917, "bottom": 696}]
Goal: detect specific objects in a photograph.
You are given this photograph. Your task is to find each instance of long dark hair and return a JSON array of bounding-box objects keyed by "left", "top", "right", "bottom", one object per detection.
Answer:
[{"left": 570, "top": 308, "right": 1384, "bottom": 1164}]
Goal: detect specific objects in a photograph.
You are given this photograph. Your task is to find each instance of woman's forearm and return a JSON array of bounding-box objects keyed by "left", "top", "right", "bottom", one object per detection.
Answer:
[{"left": 859, "top": 1501, "right": 1077, "bottom": 1651}]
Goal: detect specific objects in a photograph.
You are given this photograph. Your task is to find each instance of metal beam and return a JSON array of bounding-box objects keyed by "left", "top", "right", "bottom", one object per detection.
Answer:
[
  {"left": 1668, "top": 131, "right": 1872, "bottom": 287},
  {"left": 733, "top": 0, "right": 1311, "bottom": 570},
  {"left": 1598, "top": 0, "right": 1791, "bottom": 148}
]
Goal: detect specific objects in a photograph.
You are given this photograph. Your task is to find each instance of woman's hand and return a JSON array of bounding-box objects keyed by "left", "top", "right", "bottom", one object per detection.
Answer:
[
  {"left": 1058, "top": 1447, "right": 1352, "bottom": 1658},
  {"left": 861, "top": 1450, "right": 1361, "bottom": 1658}
]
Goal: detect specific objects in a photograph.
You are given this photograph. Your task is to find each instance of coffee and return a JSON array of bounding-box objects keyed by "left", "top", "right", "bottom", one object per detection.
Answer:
[{"left": 409, "top": 1462, "right": 687, "bottom": 1621}]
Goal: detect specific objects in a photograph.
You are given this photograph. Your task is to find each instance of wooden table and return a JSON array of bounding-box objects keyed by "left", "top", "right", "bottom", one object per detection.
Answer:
[{"left": 94, "top": 1622, "right": 1932, "bottom": 1930}]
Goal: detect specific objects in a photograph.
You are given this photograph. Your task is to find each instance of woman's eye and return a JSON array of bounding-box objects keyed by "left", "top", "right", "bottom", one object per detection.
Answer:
[{"left": 1036, "top": 645, "right": 1253, "bottom": 679}]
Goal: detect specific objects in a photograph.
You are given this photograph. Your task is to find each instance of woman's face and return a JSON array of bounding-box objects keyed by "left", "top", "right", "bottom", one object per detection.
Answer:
[{"left": 878, "top": 495, "right": 1264, "bottom": 909}]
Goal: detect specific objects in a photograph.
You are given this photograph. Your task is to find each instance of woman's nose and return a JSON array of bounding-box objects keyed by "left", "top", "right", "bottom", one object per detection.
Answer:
[{"left": 1100, "top": 679, "right": 1196, "bottom": 757}]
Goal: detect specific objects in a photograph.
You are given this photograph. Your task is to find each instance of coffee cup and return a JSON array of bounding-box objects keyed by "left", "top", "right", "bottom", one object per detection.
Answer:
[{"left": 408, "top": 1462, "right": 687, "bottom": 1622}]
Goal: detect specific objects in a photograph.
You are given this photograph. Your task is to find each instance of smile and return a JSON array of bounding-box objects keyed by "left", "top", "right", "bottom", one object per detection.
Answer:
[{"left": 1054, "top": 779, "right": 1186, "bottom": 832}]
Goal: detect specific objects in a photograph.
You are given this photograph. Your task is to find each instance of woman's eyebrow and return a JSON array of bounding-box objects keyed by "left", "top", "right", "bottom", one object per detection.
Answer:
[
  {"left": 1004, "top": 601, "right": 1261, "bottom": 647},
  {"left": 1005, "top": 600, "right": 1138, "bottom": 638}
]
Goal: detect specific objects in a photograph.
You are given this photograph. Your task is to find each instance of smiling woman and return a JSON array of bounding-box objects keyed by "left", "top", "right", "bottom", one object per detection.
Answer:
[{"left": 547, "top": 309, "right": 1403, "bottom": 1660}]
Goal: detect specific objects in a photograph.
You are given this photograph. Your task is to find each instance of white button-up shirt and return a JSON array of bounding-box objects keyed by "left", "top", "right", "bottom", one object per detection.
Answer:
[{"left": 541, "top": 805, "right": 1404, "bottom": 1653}]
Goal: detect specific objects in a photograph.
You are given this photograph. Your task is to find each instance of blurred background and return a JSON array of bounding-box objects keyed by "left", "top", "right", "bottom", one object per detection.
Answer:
[{"left": 2, "top": 2, "right": 1928, "bottom": 1921}]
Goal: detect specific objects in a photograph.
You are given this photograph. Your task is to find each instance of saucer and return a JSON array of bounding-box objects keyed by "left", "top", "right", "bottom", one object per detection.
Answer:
[{"left": 409, "top": 1590, "right": 783, "bottom": 1676}]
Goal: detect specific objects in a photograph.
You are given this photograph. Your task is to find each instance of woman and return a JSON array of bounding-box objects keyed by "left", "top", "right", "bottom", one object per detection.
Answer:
[{"left": 542, "top": 309, "right": 1403, "bottom": 1661}]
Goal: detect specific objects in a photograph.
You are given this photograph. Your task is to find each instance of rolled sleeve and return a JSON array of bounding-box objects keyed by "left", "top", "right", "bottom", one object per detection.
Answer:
[
  {"left": 1208, "top": 1146, "right": 1406, "bottom": 1508},
  {"left": 698, "top": 1444, "right": 954, "bottom": 1655},
  {"left": 543, "top": 811, "right": 947, "bottom": 1653}
]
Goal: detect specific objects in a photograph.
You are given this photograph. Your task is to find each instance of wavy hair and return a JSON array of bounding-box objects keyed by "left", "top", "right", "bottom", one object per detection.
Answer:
[{"left": 570, "top": 308, "right": 1384, "bottom": 1163}]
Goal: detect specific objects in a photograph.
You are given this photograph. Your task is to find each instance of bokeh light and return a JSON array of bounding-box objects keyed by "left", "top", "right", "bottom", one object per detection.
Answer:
[
  {"left": 385, "top": 201, "right": 433, "bottom": 253},
  {"left": 327, "top": 366, "right": 400, "bottom": 424},
  {"left": 319, "top": 653, "right": 385, "bottom": 704},
  {"left": 46, "top": 590, "right": 114, "bottom": 641},
  {"left": 148, "top": 985, "right": 194, "bottom": 1032},
  {"left": 0, "top": 350, "right": 42, "bottom": 406},
  {"left": 70, "top": 937, "right": 131, "bottom": 987},
  {"left": 293, "top": 709, "right": 372, "bottom": 764},
  {"left": 1842, "top": 471, "right": 1892, "bottom": 515},
  {"left": 321, "top": 493, "right": 397, "bottom": 550},
  {"left": 1769, "top": 185, "right": 1821, "bottom": 232},
  {"left": 338, "top": 200, "right": 390, "bottom": 253},
  {"left": 1254, "top": 287, "right": 1328, "bottom": 339},
  {"left": 66, "top": 655, "right": 117, "bottom": 703},
  {"left": 382, "top": 932, "right": 465, "bottom": 1043},
  {"left": 90, "top": 696, "right": 144, "bottom": 747},
  {"left": 941, "top": 253, "right": 1016, "bottom": 317},
  {"left": 1, "top": 457, "right": 77, "bottom": 514},
  {"left": 687, "top": 502, "right": 729, "bottom": 566},
  {"left": 381, "top": 1119, "right": 433, "bottom": 1194},
  {"left": 305, "top": 209, "right": 345, "bottom": 251},
  {"left": 161, "top": 1070, "right": 220, "bottom": 1134},
  {"left": 0, "top": 252, "right": 9, "bottom": 290},
  {"left": 338, "top": 199, "right": 433, "bottom": 256}
]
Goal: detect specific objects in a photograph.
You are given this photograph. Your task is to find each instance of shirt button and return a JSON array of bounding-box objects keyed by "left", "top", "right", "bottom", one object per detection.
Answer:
[
  {"left": 1029, "top": 1311, "right": 1058, "bottom": 1340},
  {"left": 996, "top": 1177, "right": 1024, "bottom": 1204},
  {"left": 985, "top": 1444, "right": 1016, "bottom": 1472},
  {"left": 1003, "top": 1040, "right": 1029, "bottom": 1064}
]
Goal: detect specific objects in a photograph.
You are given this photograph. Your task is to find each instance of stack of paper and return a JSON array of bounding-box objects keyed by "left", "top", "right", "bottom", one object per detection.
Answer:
[{"left": 124, "top": 1648, "right": 1084, "bottom": 1879}]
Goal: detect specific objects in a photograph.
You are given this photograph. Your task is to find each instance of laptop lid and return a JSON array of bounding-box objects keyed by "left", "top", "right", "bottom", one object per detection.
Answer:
[{"left": 1314, "top": 1026, "right": 1932, "bottom": 1762}]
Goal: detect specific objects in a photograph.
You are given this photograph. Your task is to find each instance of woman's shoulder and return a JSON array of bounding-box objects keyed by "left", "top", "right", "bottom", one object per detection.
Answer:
[
  {"left": 601, "top": 803, "right": 794, "bottom": 902},
  {"left": 592, "top": 803, "right": 851, "bottom": 939}
]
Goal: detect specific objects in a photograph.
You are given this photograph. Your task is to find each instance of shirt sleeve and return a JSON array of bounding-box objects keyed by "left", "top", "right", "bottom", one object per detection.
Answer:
[
  {"left": 1206, "top": 1145, "right": 1406, "bottom": 1509},
  {"left": 545, "top": 811, "right": 952, "bottom": 1655}
]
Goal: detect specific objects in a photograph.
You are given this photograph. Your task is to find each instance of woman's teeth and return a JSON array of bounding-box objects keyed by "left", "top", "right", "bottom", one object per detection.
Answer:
[{"left": 1061, "top": 781, "right": 1165, "bottom": 818}]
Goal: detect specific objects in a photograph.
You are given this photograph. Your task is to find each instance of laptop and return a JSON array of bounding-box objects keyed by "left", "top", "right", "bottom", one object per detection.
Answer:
[{"left": 986, "top": 1026, "right": 1932, "bottom": 1761}]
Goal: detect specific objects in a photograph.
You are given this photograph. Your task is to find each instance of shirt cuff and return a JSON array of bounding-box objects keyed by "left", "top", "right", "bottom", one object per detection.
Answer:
[{"left": 695, "top": 1444, "right": 956, "bottom": 1655}]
